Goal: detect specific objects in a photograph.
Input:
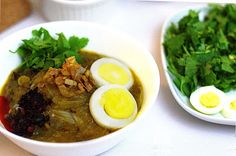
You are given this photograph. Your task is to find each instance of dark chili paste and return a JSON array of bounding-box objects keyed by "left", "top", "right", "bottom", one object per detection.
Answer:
[{"left": 5, "top": 89, "right": 51, "bottom": 137}]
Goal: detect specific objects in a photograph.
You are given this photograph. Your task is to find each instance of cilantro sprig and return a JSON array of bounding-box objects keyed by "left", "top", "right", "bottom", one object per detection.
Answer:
[
  {"left": 164, "top": 4, "right": 236, "bottom": 97},
  {"left": 14, "top": 27, "right": 89, "bottom": 70}
]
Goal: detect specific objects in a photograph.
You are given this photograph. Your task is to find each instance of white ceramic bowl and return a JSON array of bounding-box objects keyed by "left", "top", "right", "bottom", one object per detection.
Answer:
[
  {"left": 0, "top": 21, "right": 160, "bottom": 156},
  {"left": 40, "top": 0, "right": 112, "bottom": 21},
  {"left": 161, "top": 6, "right": 236, "bottom": 126}
]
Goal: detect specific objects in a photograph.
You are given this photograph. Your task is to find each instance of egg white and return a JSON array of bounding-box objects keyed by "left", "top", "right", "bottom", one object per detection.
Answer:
[
  {"left": 190, "top": 86, "right": 226, "bottom": 115},
  {"left": 89, "top": 85, "right": 137, "bottom": 129},
  {"left": 90, "top": 58, "right": 133, "bottom": 89},
  {"left": 221, "top": 95, "right": 236, "bottom": 119}
]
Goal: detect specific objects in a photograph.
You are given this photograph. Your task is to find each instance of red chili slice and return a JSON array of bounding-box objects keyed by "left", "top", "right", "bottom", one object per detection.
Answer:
[{"left": 0, "top": 96, "right": 12, "bottom": 132}]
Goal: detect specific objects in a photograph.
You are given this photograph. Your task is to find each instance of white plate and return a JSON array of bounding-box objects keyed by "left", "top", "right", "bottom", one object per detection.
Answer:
[{"left": 161, "top": 6, "right": 236, "bottom": 126}]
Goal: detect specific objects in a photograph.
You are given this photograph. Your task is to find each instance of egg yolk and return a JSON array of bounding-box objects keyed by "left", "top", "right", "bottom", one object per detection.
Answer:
[
  {"left": 98, "top": 63, "right": 130, "bottom": 85},
  {"left": 99, "top": 88, "right": 135, "bottom": 119},
  {"left": 230, "top": 100, "right": 236, "bottom": 111},
  {"left": 200, "top": 92, "right": 220, "bottom": 108}
]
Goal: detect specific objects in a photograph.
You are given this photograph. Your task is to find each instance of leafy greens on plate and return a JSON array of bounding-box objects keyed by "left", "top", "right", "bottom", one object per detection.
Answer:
[{"left": 164, "top": 4, "right": 236, "bottom": 97}]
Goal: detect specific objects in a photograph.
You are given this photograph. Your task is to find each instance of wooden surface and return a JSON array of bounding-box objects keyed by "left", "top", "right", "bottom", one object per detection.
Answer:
[{"left": 0, "top": 0, "right": 31, "bottom": 32}]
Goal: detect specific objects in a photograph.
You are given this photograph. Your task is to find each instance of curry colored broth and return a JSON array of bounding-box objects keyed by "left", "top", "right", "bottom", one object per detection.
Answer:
[{"left": 1, "top": 51, "right": 143, "bottom": 142}]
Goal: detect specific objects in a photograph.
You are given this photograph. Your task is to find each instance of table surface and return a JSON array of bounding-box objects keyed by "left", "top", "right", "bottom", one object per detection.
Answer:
[{"left": 0, "top": 1, "right": 236, "bottom": 156}]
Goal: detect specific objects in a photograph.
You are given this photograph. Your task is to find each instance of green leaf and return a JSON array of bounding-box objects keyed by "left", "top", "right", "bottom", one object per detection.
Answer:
[
  {"left": 12, "top": 28, "right": 89, "bottom": 70},
  {"left": 57, "top": 33, "right": 70, "bottom": 52},
  {"left": 217, "top": 29, "right": 229, "bottom": 50},
  {"left": 221, "top": 56, "right": 235, "bottom": 73},
  {"left": 164, "top": 34, "right": 185, "bottom": 56},
  {"left": 185, "top": 56, "right": 198, "bottom": 77},
  {"left": 69, "top": 36, "right": 89, "bottom": 51}
]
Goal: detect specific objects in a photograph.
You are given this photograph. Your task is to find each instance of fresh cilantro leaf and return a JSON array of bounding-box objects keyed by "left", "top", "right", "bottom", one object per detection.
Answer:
[
  {"left": 164, "top": 4, "right": 236, "bottom": 96},
  {"left": 14, "top": 27, "right": 89, "bottom": 70},
  {"left": 69, "top": 36, "right": 89, "bottom": 51}
]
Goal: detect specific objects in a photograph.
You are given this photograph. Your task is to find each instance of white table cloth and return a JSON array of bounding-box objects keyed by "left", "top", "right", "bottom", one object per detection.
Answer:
[{"left": 0, "top": 1, "right": 235, "bottom": 156}]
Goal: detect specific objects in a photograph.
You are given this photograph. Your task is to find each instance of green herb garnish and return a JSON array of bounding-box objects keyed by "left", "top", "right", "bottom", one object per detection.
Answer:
[
  {"left": 164, "top": 4, "right": 236, "bottom": 97},
  {"left": 14, "top": 27, "right": 89, "bottom": 70}
]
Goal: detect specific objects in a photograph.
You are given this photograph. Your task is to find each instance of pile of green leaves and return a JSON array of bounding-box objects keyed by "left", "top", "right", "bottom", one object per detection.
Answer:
[
  {"left": 14, "top": 27, "right": 89, "bottom": 70},
  {"left": 164, "top": 4, "right": 236, "bottom": 97}
]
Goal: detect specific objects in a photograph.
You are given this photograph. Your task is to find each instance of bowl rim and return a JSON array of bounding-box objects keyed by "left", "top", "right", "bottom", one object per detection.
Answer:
[
  {"left": 0, "top": 20, "right": 160, "bottom": 146},
  {"left": 160, "top": 5, "right": 236, "bottom": 126},
  {"left": 46, "top": 0, "right": 109, "bottom": 6}
]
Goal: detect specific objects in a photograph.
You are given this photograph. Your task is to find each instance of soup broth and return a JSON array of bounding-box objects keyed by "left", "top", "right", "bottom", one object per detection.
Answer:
[{"left": 1, "top": 51, "right": 143, "bottom": 142}]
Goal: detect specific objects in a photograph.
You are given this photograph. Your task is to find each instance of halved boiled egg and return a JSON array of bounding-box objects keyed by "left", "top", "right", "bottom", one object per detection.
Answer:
[
  {"left": 190, "top": 86, "right": 226, "bottom": 115},
  {"left": 90, "top": 58, "right": 133, "bottom": 89},
  {"left": 89, "top": 84, "right": 137, "bottom": 129},
  {"left": 221, "top": 95, "right": 236, "bottom": 119}
]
